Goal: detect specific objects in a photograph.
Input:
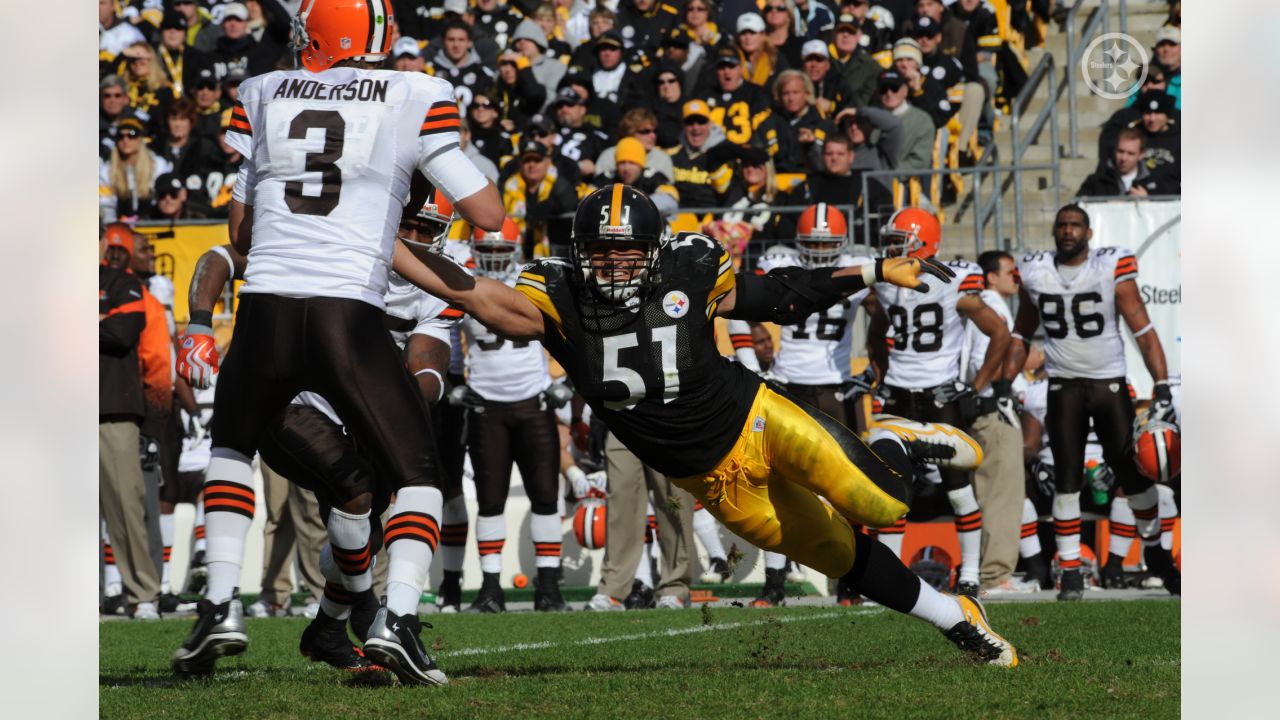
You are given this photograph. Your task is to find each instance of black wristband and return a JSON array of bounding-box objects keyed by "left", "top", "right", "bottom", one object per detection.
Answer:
[
  {"left": 992, "top": 379, "right": 1013, "bottom": 398},
  {"left": 188, "top": 310, "right": 213, "bottom": 327}
]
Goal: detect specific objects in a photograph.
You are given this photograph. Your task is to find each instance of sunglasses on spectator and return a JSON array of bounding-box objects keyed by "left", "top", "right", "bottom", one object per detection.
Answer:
[
  {"left": 635, "top": 127, "right": 657, "bottom": 135},
  {"left": 687, "top": 5, "right": 708, "bottom": 12},
  {"left": 102, "top": 90, "right": 126, "bottom": 99},
  {"left": 159, "top": 190, "right": 182, "bottom": 200},
  {"left": 657, "top": 76, "right": 679, "bottom": 85},
  {"left": 471, "top": 100, "right": 495, "bottom": 110},
  {"left": 195, "top": 82, "right": 218, "bottom": 90},
  {"left": 531, "top": 129, "right": 551, "bottom": 138},
  {"left": 118, "top": 129, "right": 142, "bottom": 139},
  {"left": 765, "top": 5, "right": 788, "bottom": 11},
  {"left": 880, "top": 84, "right": 904, "bottom": 93},
  {"left": 684, "top": 117, "right": 710, "bottom": 126}
]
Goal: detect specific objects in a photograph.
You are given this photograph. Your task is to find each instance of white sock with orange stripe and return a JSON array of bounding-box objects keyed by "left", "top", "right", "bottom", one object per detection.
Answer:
[
  {"left": 193, "top": 495, "right": 207, "bottom": 554},
  {"left": 440, "top": 494, "right": 468, "bottom": 573},
  {"left": 530, "top": 512, "right": 562, "bottom": 568},
  {"left": 203, "top": 449, "right": 256, "bottom": 604},
  {"left": 946, "top": 486, "right": 982, "bottom": 585},
  {"left": 102, "top": 521, "right": 122, "bottom": 597},
  {"left": 876, "top": 518, "right": 908, "bottom": 559},
  {"left": 1126, "top": 485, "right": 1160, "bottom": 541},
  {"left": 384, "top": 486, "right": 443, "bottom": 617},
  {"left": 328, "top": 508, "right": 373, "bottom": 593},
  {"left": 318, "top": 545, "right": 353, "bottom": 621},
  {"left": 160, "top": 513, "right": 175, "bottom": 594},
  {"left": 1155, "top": 484, "right": 1178, "bottom": 551},
  {"left": 1052, "top": 492, "right": 1083, "bottom": 572},
  {"left": 693, "top": 504, "right": 727, "bottom": 561},
  {"left": 1108, "top": 496, "right": 1137, "bottom": 560},
  {"left": 1019, "top": 499, "right": 1042, "bottom": 558},
  {"left": 476, "top": 514, "right": 506, "bottom": 574}
]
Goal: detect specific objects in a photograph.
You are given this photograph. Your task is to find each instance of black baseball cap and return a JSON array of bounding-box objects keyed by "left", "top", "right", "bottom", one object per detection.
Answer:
[
  {"left": 661, "top": 27, "right": 691, "bottom": 48},
  {"left": 878, "top": 69, "right": 906, "bottom": 89},
  {"left": 155, "top": 173, "right": 185, "bottom": 197},
  {"left": 194, "top": 68, "right": 218, "bottom": 89},
  {"left": 714, "top": 45, "right": 740, "bottom": 67},
  {"left": 1137, "top": 90, "right": 1175, "bottom": 115},
  {"left": 911, "top": 16, "right": 943, "bottom": 37},
  {"left": 553, "top": 87, "right": 584, "bottom": 107},
  {"left": 595, "top": 30, "right": 623, "bottom": 50},
  {"left": 160, "top": 11, "right": 188, "bottom": 30},
  {"left": 520, "top": 139, "right": 548, "bottom": 159}
]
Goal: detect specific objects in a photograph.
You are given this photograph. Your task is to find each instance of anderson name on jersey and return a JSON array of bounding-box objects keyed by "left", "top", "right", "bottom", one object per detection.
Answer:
[
  {"left": 876, "top": 259, "right": 985, "bottom": 390},
  {"left": 225, "top": 67, "right": 487, "bottom": 307},
  {"left": 1017, "top": 247, "right": 1137, "bottom": 380},
  {"left": 758, "top": 246, "right": 871, "bottom": 386},
  {"left": 514, "top": 233, "right": 762, "bottom": 477}
]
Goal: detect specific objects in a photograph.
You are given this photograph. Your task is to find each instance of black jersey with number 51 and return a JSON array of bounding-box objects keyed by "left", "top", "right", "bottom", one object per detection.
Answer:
[{"left": 515, "top": 233, "right": 762, "bottom": 477}]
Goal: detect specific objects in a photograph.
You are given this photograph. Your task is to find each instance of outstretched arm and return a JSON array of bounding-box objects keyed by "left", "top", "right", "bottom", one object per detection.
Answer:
[{"left": 392, "top": 241, "right": 545, "bottom": 342}]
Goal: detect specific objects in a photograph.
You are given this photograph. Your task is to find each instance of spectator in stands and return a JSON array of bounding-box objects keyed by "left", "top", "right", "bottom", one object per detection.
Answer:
[
  {"left": 100, "top": 117, "right": 172, "bottom": 224},
  {"left": 551, "top": 87, "right": 612, "bottom": 183},
  {"left": 505, "top": 140, "right": 577, "bottom": 257},
  {"left": 519, "top": 113, "right": 582, "bottom": 184},
  {"left": 558, "top": 73, "right": 621, "bottom": 139},
  {"left": 99, "top": 225, "right": 162, "bottom": 620},
  {"left": 698, "top": 46, "right": 772, "bottom": 147},
  {"left": 1135, "top": 90, "right": 1180, "bottom": 181},
  {"left": 649, "top": 64, "right": 689, "bottom": 149},
  {"left": 616, "top": 0, "right": 682, "bottom": 53},
  {"left": 146, "top": 172, "right": 208, "bottom": 221},
  {"left": 155, "top": 11, "right": 210, "bottom": 99},
  {"left": 190, "top": 69, "right": 225, "bottom": 141},
  {"left": 734, "top": 12, "right": 788, "bottom": 89},
  {"left": 910, "top": 20, "right": 972, "bottom": 129},
  {"left": 569, "top": 6, "right": 618, "bottom": 69},
  {"left": 800, "top": 39, "right": 845, "bottom": 117},
  {"left": 531, "top": 3, "right": 574, "bottom": 65},
  {"left": 99, "top": 0, "right": 146, "bottom": 63},
  {"left": 427, "top": 21, "right": 497, "bottom": 108},
  {"left": 830, "top": 14, "right": 879, "bottom": 109},
  {"left": 512, "top": 19, "right": 567, "bottom": 100},
  {"left": 876, "top": 69, "right": 935, "bottom": 172},
  {"left": 680, "top": 0, "right": 724, "bottom": 55},
  {"left": 1075, "top": 128, "right": 1177, "bottom": 198},
  {"left": 100, "top": 75, "right": 137, "bottom": 161},
  {"left": 589, "top": 30, "right": 635, "bottom": 105},
  {"left": 432, "top": 0, "right": 501, "bottom": 66},
  {"left": 893, "top": 37, "right": 954, "bottom": 129},
  {"left": 497, "top": 46, "right": 551, "bottom": 127},
  {"left": 597, "top": 137, "right": 681, "bottom": 216},
  {"left": 771, "top": 69, "right": 824, "bottom": 173},
  {"left": 721, "top": 146, "right": 788, "bottom": 251},
  {"left": 467, "top": 88, "right": 515, "bottom": 169},
  {"left": 794, "top": 0, "right": 837, "bottom": 41},
  {"left": 1101, "top": 64, "right": 1171, "bottom": 161},
  {"left": 1153, "top": 25, "right": 1181, "bottom": 109},
  {"left": 459, "top": 119, "right": 501, "bottom": 184},
  {"left": 654, "top": 24, "right": 703, "bottom": 90},
  {"left": 670, "top": 99, "right": 733, "bottom": 208},
  {"left": 831, "top": 105, "right": 902, "bottom": 196},
  {"left": 391, "top": 37, "right": 427, "bottom": 73},
  {"left": 151, "top": 99, "right": 219, "bottom": 195},
  {"left": 118, "top": 43, "right": 177, "bottom": 136},
  {"left": 841, "top": 0, "right": 889, "bottom": 56},
  {"left": 791, "top": 134, "right": 891, "bottom": 232},
  {"left": 595, "top": 108, "right": 677, "bottom": 181},
  {"left": 762, "top": 1, "right": 804, "bottom": 69},
  {"left": 208, "top": 2, "right": 284, "bottom": 80},
  {"left": 911, "top": 0, "right": 980, "bottom": 81}
]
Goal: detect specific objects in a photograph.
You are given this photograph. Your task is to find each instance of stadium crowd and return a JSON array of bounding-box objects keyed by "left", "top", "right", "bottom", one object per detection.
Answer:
[{"left": 100, "top": 0, "right": 1182, "bottom": 625}]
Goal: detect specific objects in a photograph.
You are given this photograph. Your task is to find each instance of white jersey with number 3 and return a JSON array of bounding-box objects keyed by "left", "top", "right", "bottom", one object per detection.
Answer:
[
  {"left": 226, "top": 67, "right": 484, "bottom": 307},
  {"left": 758, "top": 249, "right": 870, "bottom": 385},
  {"left": 1017, "top": 247, "right": 1135, "bottom": 379},
  {"left": 876, "top": 259, "right": 984, "bottom": 390}
]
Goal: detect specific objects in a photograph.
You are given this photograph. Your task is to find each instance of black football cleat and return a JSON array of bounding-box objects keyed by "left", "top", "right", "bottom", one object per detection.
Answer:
[
  {"left": 184, "top": 550, "right": 208, "bottom": 595},
  {"left": 464, "top": 572, "right": 506, "bottom": 614},
  {"left": 750, "top": 568, "right": 787, "bottom": 608},
  {"left": 349, "top": 589, "right": 380, "bottom": 643},
  {"left": 101, "top": 594, "right": 126, "bottom": 616},
  {"left": 171, "top": 589, "right": 247, "bottom": 677},
  {"left": 1023, "top": 552, "right": 1054, "bottom": 590},
  {"left": 362, "top": 602, "right": 448, "bottom": 686},
  {"left": 1100, "top": 553, "right": 1128, "bottom": 589},
  {"left": 300, "top": 613, "right": 379, "bottom": 672},
  {"left": 953, "top": 578, "right": 980, "bottom": 599},
  {"left": 436, "top": 571, "right": 462, "bottom": 614},
  {"left": 158, "top": 592, "right": 183, "bottom": 614},
  {"left": 533, "top": 567, "right": 572, "bottom": 612},
  {"left": 1143, "top": 545, "right": 1181, "bottom": 596},
  {"left": 1057, "top": 568, "right": 1085, "bottom": 601},
  {"left": 699, "top": 556, "right": 731, "bottom": 584},
  {"left": 623, "top": 579, "right": 656, "bottom": 610}
]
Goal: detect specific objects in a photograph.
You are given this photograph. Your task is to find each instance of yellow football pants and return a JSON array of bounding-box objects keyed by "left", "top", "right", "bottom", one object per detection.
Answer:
[{"left": 669, "top": 385, "right": 910, "bottom": 577}]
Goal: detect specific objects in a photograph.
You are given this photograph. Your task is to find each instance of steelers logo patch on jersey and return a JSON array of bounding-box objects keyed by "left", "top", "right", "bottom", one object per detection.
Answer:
[{"left": 663, "top": 290, "right": 691, "bottom": 318}]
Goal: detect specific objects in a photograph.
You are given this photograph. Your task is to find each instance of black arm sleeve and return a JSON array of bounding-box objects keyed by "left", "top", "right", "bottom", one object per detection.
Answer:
[{"left": 727, "top": 266, "right": 869, "bottom": 325}]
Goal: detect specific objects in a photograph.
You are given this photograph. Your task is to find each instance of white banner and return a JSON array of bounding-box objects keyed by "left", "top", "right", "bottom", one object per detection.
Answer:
[{"left": 1080, "top": 199, "right": 1181, "bottom": 398}]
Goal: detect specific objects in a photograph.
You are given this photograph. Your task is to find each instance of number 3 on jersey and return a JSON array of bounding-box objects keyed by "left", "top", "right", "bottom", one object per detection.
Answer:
[
  {"left": 269, "top": 103, "right": 383, "bottom": 217},
  {"left": 285, "top": 110, "right": 344, "bottom": 216},
  {"left": 602, "top": 327, "right": 679, "bottom": 410}
]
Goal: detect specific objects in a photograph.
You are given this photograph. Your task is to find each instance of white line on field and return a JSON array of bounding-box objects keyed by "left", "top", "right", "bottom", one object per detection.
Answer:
[{"left": 438, "top": 608, "right": 883, "bottom": 658}]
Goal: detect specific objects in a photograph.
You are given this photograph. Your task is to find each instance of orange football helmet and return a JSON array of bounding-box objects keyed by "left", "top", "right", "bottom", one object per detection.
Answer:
[
  {"left": 795, "top": 202, "right": 849, "bottom": 267},
  {"left": 573, "top": 500, "right": 607, "bottom": 550},
  {"left": 1134, "top": 417, "right": 1180, "bottom": 484},
  {"left": 400, "top": 188, "right": 455, "bottom": 254},
  {"left": 472, "top": 217, "right": 522, "bottom": 277},
  {"left": 880, "top": 207, "right": 941, "bottom": 259},
  {"left": 293, "top": 0, "right": 395, "bottom": 73}
]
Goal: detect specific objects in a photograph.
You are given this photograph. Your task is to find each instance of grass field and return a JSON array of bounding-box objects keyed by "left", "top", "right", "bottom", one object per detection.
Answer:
[{"left": 101, "top": 600, "right": 1179, "bottom": 719}]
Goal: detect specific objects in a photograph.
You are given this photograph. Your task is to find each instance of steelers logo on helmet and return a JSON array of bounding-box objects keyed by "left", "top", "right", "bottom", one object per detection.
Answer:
[
  {"left": 795, "top": 203, "right": 849, "bottom": 268},
  {"left": 571, "top": 184, "right": 665, "bottom": 303},
  {"left": 880, "top": 206, "right": 941, "bottom": 259},
  {"left": 471, "top": 218, "right": 523, "bottom": 279}
]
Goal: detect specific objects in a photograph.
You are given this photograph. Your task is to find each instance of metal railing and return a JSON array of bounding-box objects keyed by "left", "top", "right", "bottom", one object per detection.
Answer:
[
  {"left": 1007, "top": 52, "right": 1063, "bottom": 247},
  {"left": 1061, "top": 0, "right": 1111, "bottom": 158}
]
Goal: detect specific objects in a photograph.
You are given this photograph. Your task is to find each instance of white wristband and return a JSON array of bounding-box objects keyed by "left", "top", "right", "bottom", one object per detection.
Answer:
[
  {"left": 860, "top": 262, "right": 878, "bottom": 286},
  {"left": 1132, "top": 322, "right": 1155, "bottom": 338},
  {"left": 565, "top": 466, "right": 586, "bottom": 485},
  {"left": 414, "top": 367, "right": 445, "bottom": 402},
  {"left": 210, "top": 245, "right": 236, "bottom": 282}
]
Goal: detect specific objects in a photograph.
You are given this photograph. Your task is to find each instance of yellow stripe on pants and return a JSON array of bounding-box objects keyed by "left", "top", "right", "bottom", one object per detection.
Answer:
[{"left": 669, "top": 385, "right": 910, "bottom": 577}]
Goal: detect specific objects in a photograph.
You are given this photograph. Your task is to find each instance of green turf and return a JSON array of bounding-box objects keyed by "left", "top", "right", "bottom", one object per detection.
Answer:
[{"left": 101, "top": 600, "right": 1179, "bottom": 719}]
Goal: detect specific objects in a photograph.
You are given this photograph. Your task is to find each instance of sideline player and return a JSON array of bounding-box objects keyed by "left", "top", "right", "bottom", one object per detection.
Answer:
[
  {"left": 393, "top": 185, "right": 1019, "bottom": 667},
  {"left": 865, "top": 208, "right": 1011, "bottom": 597},
  {"left": 170, "top": 0, "right": 504, "bottom": 685},
  {"left": 1008, "top": 203, "right": 1178, "bottom": 601},
  {"left": 179, "top": 190, "right": 464, "bottom": 673}
]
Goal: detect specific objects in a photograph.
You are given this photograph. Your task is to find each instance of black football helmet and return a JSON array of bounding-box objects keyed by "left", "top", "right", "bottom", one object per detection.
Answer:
[{"left": 571, "top": 184, "right": 665, "bottom": 303}]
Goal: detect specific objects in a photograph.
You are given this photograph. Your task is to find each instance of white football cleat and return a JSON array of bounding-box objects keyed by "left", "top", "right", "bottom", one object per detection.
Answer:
[
  {"left": 655, "top": 595, "right": 686, "bottom": 610},
  {"left": 872, "top": 415, "right": 984, "bottom": 470},
  {"left": 584, "top": 593, "right": 624, "bottom": 612}
]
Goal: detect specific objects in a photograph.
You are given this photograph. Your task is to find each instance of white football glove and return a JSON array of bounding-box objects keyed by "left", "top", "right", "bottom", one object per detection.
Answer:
[{"left": 586, "top": 470, "right": 608, "bottom": 495}]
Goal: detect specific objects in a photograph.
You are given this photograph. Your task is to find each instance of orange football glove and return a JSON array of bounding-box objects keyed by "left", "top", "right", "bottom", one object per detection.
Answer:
[{"left": 177, "top": 325, "right": 219, "bottom": 389}]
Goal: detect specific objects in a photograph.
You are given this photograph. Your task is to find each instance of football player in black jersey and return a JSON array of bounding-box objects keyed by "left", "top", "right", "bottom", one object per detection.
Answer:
[{"left": 393, "top": 184, "right": 1020, "bottom": 666}]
